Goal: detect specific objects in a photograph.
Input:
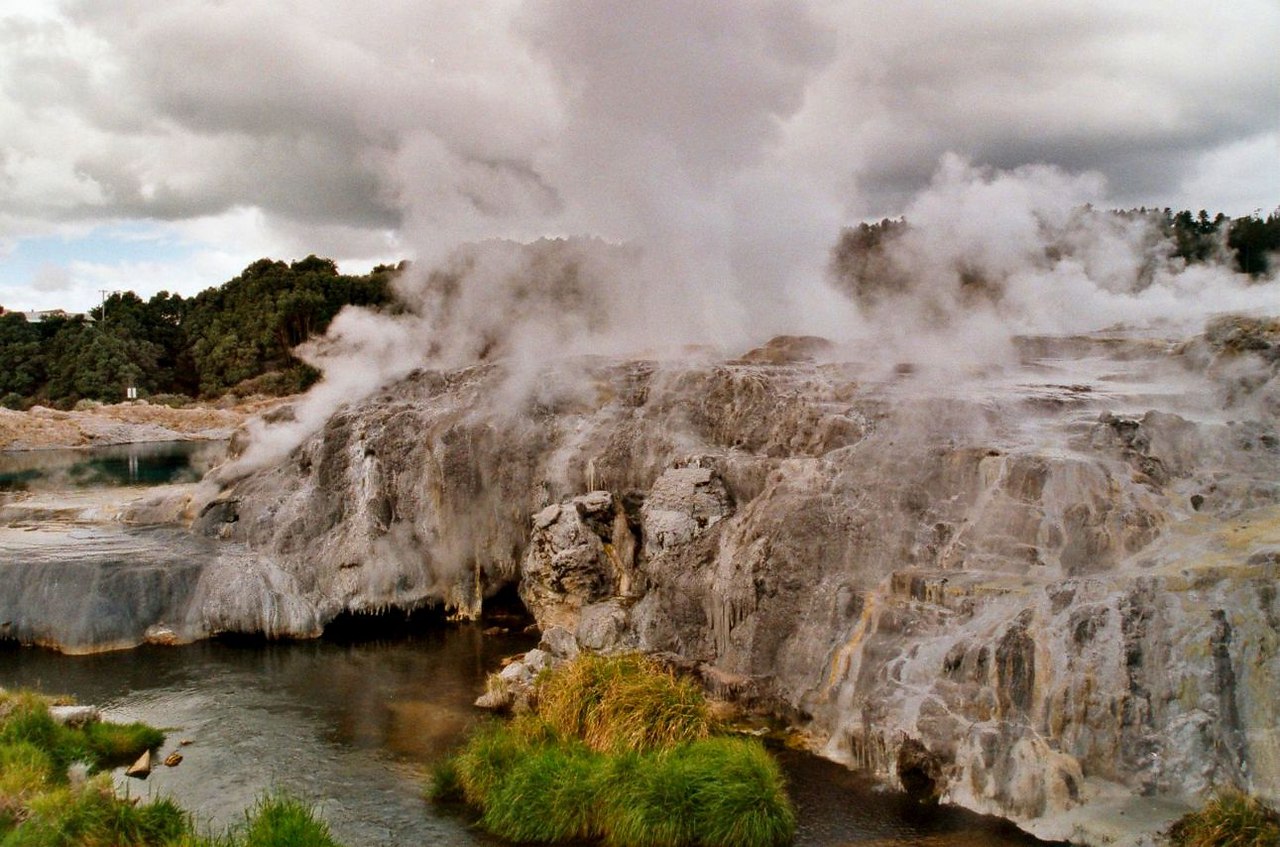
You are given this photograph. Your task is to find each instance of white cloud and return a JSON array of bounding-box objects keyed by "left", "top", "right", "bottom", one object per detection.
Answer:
[
  {"left": 31, "top": 262, "right": 70, "bottom": 292},
  {"left": 1175, "top": 132, "right": 1280, "bottom": 217}
]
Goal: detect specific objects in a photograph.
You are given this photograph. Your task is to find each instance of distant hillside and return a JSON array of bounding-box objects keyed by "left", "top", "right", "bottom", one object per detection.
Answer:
[{"left": 0, "top": 256, "right": 403, "bottom": 409}]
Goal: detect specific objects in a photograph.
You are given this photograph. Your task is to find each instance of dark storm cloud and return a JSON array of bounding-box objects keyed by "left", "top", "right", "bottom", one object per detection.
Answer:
[
  {"left": 0, "top": 0, "right": 1276, "bottom": 257},
  {"left": 814, "top": 0, "right": 1280, "bottom": 213}
]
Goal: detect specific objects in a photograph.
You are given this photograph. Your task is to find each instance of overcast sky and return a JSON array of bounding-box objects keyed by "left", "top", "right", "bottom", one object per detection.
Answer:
[{"left": 1, "top": 0, "right": 1277, "bottom": 313}]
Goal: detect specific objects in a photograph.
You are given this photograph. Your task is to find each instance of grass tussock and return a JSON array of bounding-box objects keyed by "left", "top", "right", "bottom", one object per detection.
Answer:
[
  {"left": 435, "top": 652, "right": 794, "bottom": 847},
  {"left": 237, "top": 794, "right": 340, "bottom": 847},
  {"left": 537, "top": 652, "right": 714, "bottom": 753},
  {"left": 1168, "top": 789, "right": 1280, "bottom": 847},
  {"left": 81, "top": 722, "right": 166, "bottom": 769},
  {"left": 3, "top": 776, "right": 189, "bottom": 847}
]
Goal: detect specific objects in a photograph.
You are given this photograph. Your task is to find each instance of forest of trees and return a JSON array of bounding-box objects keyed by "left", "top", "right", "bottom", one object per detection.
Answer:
[{"left": 0, "top": 256, "right": 402, "bottom": 409}]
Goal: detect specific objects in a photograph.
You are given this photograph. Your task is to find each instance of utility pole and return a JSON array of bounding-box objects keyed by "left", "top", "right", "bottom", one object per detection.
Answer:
[{"left": 98, "top": 289, "right": 111, "bottom": 328}]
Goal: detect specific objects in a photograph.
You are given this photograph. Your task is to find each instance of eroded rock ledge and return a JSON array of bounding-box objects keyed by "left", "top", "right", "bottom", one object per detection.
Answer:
[{"left": 8, "top": 322, "right": 1280, "bottom": 845}]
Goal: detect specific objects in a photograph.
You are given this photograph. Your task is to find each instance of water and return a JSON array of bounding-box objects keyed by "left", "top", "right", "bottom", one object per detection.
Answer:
[
  {"left": 0, "top": 440, "right": 224, "bottom": 492},
  {"left": 0, "top": 627, "right": 1053, "bottom": 847}
]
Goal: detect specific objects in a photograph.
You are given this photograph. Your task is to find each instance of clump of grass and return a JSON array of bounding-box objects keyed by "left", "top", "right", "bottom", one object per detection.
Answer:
[
  {"left": 450, "top": 720, "right": 536, "bottom": 807},
  {"left": 81, "top": 721, "right": 166, "bottom": 769},
  {"left": 7, "top": 775, "right": 189, "bottom": 847},
  {"left": 0, "top": 741, "right": 58, "bottom": 834},
  {"left": 238, "top": 793, "right": 339, "bottom": 847},
  {"left": 0, "top": 691, "right": 162, "bottom": 774},
  {"left": 0, "top": 694, "right": 89, "bottom": 774},
  {"left": 0, "top": 742, "right": 58, "bottom": 797},
  {"left": 1168, "top": 788, "right": 1280, "bottom": 847},
  {"left": 480, "top": 741, "right": 600, "bottom": 843},
  {"left": 436, "top": 652, "right": 794, "bottom": 847},
  {"left": 684, "top": 738, "right": 796, "bottom": 847},
  {"left": 425, "top": 757, "right": 463, "bottom": 804},
  {"left": 597, "top": 738, "right": 795, "bottom": 847},
  {"left": 537, "top": 653, "right": 713, "bottom": 753}
]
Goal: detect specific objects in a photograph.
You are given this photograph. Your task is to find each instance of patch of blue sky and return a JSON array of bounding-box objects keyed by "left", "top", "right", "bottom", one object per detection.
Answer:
[{"left": 0, "top": 223, "right": 195, "bottom": 287}]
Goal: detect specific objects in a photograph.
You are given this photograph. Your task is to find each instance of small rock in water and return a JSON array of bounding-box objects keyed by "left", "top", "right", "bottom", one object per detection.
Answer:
[
  {"left": 164, "top": 752, "right": 183, "bottom": 767},
  {"left": 144, "top": 624, "right": 181, "bottom": 646},
  {"left": 125, "top": 750, "right": 152, "bottom": 779}
]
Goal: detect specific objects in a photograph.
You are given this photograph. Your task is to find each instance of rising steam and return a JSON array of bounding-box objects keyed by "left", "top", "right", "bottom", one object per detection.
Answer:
[{"left": 227, "top": 155, "right": 1279, "bottom": 476}]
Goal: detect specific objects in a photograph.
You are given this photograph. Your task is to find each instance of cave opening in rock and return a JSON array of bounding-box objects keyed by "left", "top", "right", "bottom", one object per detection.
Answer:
[
  {"left": 480, "top": 581, "right": 536, "bottom": 633},
  {"left": 321, "top": 603, "right": 453, "bottom": 643},
  {"left": 896, "top": 737, "right": 944, "bottom": 803}
]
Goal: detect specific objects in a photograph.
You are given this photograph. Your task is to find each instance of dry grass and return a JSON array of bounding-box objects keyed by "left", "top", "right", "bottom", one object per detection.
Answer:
[
  {"left": 1168, "top": 789, "right": 1280, "bottom": 847},
  {"left": 537, "top": 653, "right": 713, "bottom": 753}
]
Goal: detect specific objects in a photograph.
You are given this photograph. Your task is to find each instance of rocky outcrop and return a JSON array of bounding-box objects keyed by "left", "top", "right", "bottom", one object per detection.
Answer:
[
  {"left": 189, "top": 326, "right": 1280, "bottom": 844},
  {"left": 7, "top": 321, "right": 1280, "bottom": 844}
]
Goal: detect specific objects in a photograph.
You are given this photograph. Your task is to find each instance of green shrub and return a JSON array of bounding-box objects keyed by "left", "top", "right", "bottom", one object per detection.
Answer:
[
  {"left": 1168, "top": 789, "right": 1280, "bottom": 847},
  {"left": 0, "top": 742, "right": 58, "bottom": 800},
  {"left": 0, "top": 742, "right": 57, "bottom": 836},
  {"left": 425, "top": 757, "right": 462, "bottom": 804},
  {"left": 451, "top": 721, "right": 534, "bottom": 808},
  {"left": 683, "top": 738, "right": 796, "bottom": 847},
  {"left": 146, "top": 393, "right": 192, "bottom": 409},
  {"left": 598, "top": 738, "right": 794, "bottom": 847}
]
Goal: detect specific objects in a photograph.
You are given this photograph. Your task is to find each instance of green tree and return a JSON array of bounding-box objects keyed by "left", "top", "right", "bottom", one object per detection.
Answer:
[
  {"left": 1227, "top": 210, "right": 1280, "bottom": 276},
  {"left": 0, "top": 311, "right": 45, "bottom": 407}
]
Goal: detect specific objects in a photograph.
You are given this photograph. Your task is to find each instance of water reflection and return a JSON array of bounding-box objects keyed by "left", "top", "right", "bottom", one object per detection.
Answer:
[
  {"left": 0, "top": 441, "right": 225, "bottom": 491},
  {"left": 0, "top": 627, "right": 1055, "bottom": 847}
]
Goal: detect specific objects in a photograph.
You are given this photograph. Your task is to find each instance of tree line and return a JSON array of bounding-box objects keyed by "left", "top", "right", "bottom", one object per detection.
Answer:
[
  {"left": 831, "top": 207, "right": 1280, "bottom": 308},
  {"left": 0, "top": 256, "right": 401, "bottom": 409},
  {"left": 3, "top": 207, "right": 1276, "bottom": 410}
]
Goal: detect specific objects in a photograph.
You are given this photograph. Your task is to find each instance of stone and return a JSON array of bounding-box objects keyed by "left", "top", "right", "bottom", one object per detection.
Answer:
[
  {"left": 522, "top": 648, "right": 552, "bottom": 674},
  {"left": 519, "top": 490, "right": 638, "bottom": 632},
  {"left": 498, "top": 660, "right": 533, "bottom": 685},
  {"left": 640, "top": 463, "right": 733, "bottom": 557},
  {"left": 164, "top": 752, "right": 183, "bottom": 767},
  {"left": 48, "top": 705, "right": 99, "bottom": 727},
  {"left": 125, "top": 750, "right": 152, "bottom": 779},
  {"left": 576, "top": 600, "right": 630, "bottom": 652},
  {"left": 540, "top": 625, "right": 580, "bottom": 660}
]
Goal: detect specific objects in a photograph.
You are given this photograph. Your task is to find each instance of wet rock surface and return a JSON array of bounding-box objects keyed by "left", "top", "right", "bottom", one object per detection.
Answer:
[{"left": 7, "top": 322, "right": 1280, "bottom": 844}]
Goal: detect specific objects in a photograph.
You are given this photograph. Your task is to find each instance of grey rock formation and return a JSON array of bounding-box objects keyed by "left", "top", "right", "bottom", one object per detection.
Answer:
[
  {"left": 194, "top": 324, "right": 1280, "bottom": 844},
  {"left": 7, "top": 319, "right": 1280, "bottom": 844}
]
